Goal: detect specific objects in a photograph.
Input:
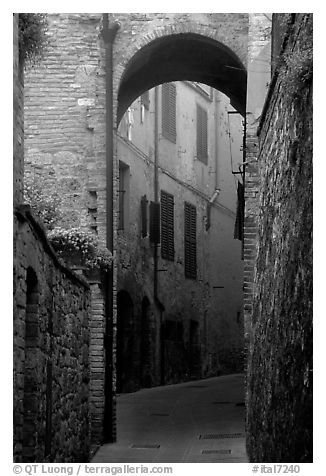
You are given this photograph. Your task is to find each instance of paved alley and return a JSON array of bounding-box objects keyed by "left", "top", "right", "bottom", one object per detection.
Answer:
[{"left": 92, "top": 373, "right": 248, "bottom": 463}]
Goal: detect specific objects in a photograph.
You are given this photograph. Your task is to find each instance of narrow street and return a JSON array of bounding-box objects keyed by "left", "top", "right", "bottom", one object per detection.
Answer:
[{"left": 92, "top": 374, "right": 247, "bottom": 463}]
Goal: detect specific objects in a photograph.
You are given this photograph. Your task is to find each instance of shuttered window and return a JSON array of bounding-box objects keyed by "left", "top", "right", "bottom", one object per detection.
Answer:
[
  {"left": 196, "top": 104, "right": 208, "bottom": 164},
  {"left": 149, "top": 201, "right": 160, "bottom": 244},
  {"left": 162, "top": 83, "right": 176, "bottom": 143},
  {"left": 184, "top": 202, "right": 197, "bottom": 279},
  {"left": 161, "top": 191, "right": 174, "bottom": 261}
]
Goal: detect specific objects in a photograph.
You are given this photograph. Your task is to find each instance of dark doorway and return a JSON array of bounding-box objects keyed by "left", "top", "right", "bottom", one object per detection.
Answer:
[
  {"left": 189, "top": 319, "right": 201, "bottom": 379},
  {"left": 140, "top": 296, "right": 152, "bottom": 388},
  {"left": 116, "top": 290, "right": 134, "bottom": 393}
]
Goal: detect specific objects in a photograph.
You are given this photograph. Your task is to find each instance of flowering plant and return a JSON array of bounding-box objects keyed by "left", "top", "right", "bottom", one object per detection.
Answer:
[
  {"left": 24, "top": 175, "right": 62, "bottom": 230},
  {"left": 48, "top": 227, "right": 113, "bottom": 271},
  {"left": 19, "top": 13, "right": 49, "bottom": 65}
]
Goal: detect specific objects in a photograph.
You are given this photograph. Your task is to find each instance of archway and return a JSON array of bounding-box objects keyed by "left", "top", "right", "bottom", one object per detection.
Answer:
[
  {"left": 117, "top": 32, "right": 247, "bottom": 124},
  {"left": 113, "top": 25, "right": 247, "bottom": 447},
  {"left": 115, "top": 29, "right": 247, "bottom": 382}
]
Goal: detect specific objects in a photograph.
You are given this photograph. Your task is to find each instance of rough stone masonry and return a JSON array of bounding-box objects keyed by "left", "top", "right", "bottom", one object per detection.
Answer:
[{"left": 14, "top": 15, "right": 92, "bottom": 462}]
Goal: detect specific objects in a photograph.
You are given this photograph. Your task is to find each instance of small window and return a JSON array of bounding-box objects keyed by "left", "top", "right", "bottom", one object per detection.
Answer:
[
  {"left": 141, "top": 91, "right": 150, "bottom": 110},
  {"left": 87, "top": 190, "right": 98, "bottom": 235},
  {"left": 118, "top": 162, "right": 130, "bottom": 231},
  {"left": 196, "top": 104, "right": 208, "bottom": 164},
  {"left": 141, "top": 195, "right": 148, "bottom": 238},
  {"left": 162, "top": 83, "right": 176, "bottom": 143},
  {"left": 184, "top": 202, "right": 197, "bottom": 279},
  {"left": 164, "top": 320, "right": 183, "bottom": 342},
  {"left": 149, "top": 201, "right": 160, "bottom": 244},
  {"left": 126, "top": 108, "right": 133, "bottom": 141},
  {"left": 161, "top": 191, "right": 174, "bottom": 261}
]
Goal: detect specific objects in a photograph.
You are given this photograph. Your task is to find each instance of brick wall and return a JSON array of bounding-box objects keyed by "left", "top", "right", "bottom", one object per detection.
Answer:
[
  {"left": 24, "top": 13, "right": 106, "bottom": 239},
  {"left": 246, "top": 14, "right": 313, "bottom": 462},
  {"left": 244, "top": 13, "right": 272, "bottom": 346},
  {"left": 88, "top": 279, "right": 106, "bottom": 449},
  {"left": 13, "top": 206, "right": 91, "bottom": 462}
]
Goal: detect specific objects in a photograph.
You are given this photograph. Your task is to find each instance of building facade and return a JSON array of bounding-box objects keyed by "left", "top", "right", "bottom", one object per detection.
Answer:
[{"left": 115, "top": 82, "right": 244, "bottom": 391}]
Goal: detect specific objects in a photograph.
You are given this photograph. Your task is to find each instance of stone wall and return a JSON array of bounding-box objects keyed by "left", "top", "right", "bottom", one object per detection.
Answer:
[
  {"left": 13, "top": 206, "right": 91, "bottom": 462},
  {"left": 246, "top": 14, "right": 313, "bottom": 462},
  {"left": 24, "top": 14, "right": 106, "bottom": 238},
  {"left": 13, "top": 14, "right": 24, "bottom": 206}
]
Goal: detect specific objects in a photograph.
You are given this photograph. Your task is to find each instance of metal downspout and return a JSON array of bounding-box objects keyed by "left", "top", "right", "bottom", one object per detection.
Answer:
[
  {"left": 153, "top": 87, "right": 159, "bottom": 298},
  {"left": 102, "top": 13, "right": 120, "bottom": 444}
]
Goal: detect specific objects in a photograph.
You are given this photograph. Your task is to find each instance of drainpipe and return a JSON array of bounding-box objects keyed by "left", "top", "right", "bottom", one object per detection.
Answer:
[
  {"left": 205, "top": 92, "right": 221, "bottom": 231},
  {"left": 102, "top": 13, "right": 120, "bottom": 444},
  {"left": 153, "top": 87, "right": 159, "bottom": 296},
  {"left": 214, "top": 90, "right": 220, "bottom": 192},
  {"left": 242, "top": 112, "right": 247, "bottom": 260},
  {"left": 153, "top": 86, "right": 165, "bottom": 385}
]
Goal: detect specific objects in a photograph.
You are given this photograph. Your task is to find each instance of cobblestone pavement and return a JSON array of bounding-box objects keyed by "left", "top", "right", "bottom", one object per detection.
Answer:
[{"left": 92, "top": 373, "right": 248, "bottom": 463}]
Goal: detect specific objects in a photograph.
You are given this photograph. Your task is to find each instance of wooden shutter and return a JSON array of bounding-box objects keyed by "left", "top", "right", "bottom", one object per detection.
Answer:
[
  {"left": 162, "top": 83, "right": 176, "bottom": 143},
  {"left": 149, "top": 201, "right": 160, "bottom": 244},
  {"left": 141, "top": 90, "right": 150, "bottom": 110},
  {"left": 184, "top": 202, "right": 197, "bottom": 279},
  {"left": 197, "top": 104, "right": 208, "bottom": 164},
  {"left": 141, "top": 195, "right": 148, "bottom": 238},
  {"left": 161, "top": 191, "right": 174, "bottom": 260}
]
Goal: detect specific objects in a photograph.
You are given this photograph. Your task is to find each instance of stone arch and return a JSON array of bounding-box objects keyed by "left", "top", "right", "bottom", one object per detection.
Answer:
[{"left": 116, "top": 22, "right": 247, "bottom": 124}]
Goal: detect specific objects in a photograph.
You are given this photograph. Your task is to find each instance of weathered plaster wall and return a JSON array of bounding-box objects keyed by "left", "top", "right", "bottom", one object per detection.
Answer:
[
  {"left": 246, "top": 14, "right": 313, "bottom": 462},
  {"left": 13, "top": 207, "right": 91, "bottom": 462}
]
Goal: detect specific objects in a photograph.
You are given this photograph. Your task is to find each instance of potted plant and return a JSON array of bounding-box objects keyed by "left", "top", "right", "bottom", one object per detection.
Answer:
[{"left": 48, "top": 227, "right": 113, "bottom": 277}]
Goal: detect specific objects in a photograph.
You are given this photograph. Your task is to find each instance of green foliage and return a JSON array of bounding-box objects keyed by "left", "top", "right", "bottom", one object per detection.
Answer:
[
  {"left": 24, "top": 173, "right": 112, "bottom": 271},
  {"left": 48, "top": 227, "right": 113, "bottom": 271},
  {"left": 18, "top": 13, "right": 48, "bottom": 65},
  {"left": 24, "top": 174, "right": 62, "bottom": 230},
  {"left": 278, "top": 15, "right": 313, "bottom": 100},
  {"left": 280, "top": 48, "right": 312, "bottom": 98}
]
